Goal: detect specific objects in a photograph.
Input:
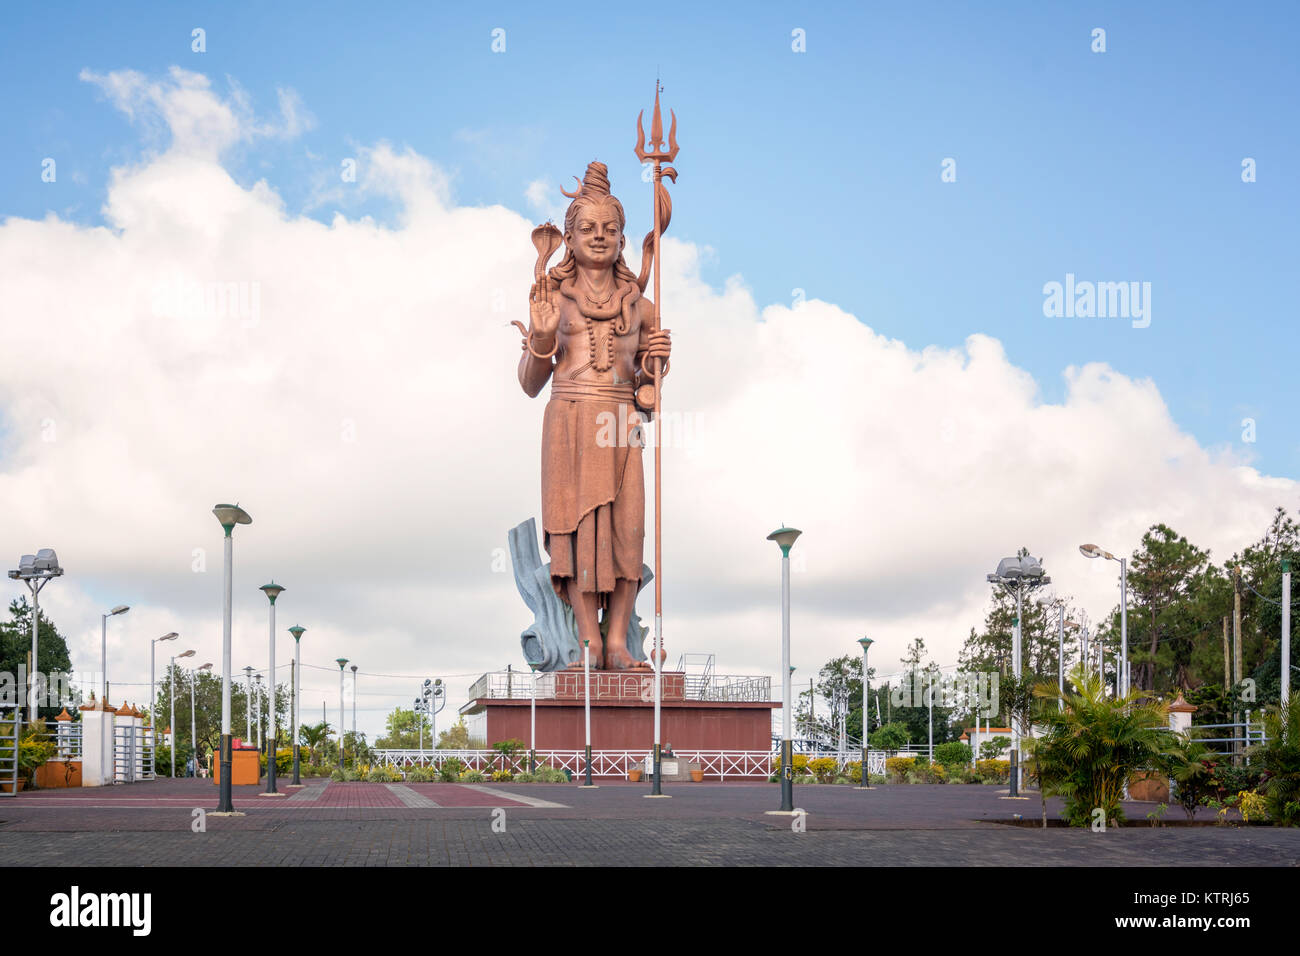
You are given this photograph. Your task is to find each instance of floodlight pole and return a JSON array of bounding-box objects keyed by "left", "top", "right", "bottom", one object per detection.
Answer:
[
  {"left": 259, "top": 583, "right": 284, "bottom": 796},
  {"left": 213, "top": 503, "right": 250, "bottom": 815},
  {"left": 767, "top": 527, "right": 801, "bottom": 814}
]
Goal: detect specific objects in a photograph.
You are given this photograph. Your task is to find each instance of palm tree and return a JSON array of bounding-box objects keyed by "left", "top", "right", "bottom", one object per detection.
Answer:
[
  {"left": 1247, "top": 696, "right": 1300, "bottom": 826},
  {"left": 299, "top": 721, "right": 332, "bottom": 766},
  {"left": 1030, "top": 665, "right": 1178, "bottom": 827}
]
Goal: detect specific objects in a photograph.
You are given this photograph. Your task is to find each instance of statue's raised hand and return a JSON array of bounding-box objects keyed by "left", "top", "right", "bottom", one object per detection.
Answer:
[{"left": 529, "top": 275, "right": 561, "bottom": 339}]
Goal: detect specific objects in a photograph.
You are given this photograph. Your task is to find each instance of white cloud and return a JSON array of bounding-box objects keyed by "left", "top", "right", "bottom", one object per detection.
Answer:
[{"left": 1, "top": 68, "right": 1293, "bottom": 735}]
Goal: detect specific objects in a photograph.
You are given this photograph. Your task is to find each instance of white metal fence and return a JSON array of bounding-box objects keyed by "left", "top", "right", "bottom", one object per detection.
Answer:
[{"left": 373, "top": 748, "right": 888, "bottom": 779}]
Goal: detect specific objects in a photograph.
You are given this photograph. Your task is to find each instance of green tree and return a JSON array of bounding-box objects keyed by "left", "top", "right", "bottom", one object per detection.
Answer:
[
  {"left": 0, "top": 597, "right": 74, "bottom": 719},
  {"left": 374, "top": 707, "right": 431, "bottom": 749},
  {"left": 299, "top": 721, "right": 333, "bottom": 764},
  {"left": 437, "top": 717, "right": 472, "bottom": 750}
]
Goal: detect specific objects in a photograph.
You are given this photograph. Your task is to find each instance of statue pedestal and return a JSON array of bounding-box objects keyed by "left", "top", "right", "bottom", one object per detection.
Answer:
[{"left": 461, "top": 670, "right": 776, "bottom": 768}]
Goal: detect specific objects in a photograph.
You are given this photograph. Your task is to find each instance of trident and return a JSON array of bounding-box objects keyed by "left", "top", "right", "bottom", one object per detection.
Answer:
[{"left": 635, "top": 81, "right": 678, "bottom": 800}]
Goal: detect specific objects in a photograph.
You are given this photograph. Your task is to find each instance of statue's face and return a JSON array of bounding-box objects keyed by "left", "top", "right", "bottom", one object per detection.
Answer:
[{"left": 566, "top": 200, "right": 624, "bottom": 270}]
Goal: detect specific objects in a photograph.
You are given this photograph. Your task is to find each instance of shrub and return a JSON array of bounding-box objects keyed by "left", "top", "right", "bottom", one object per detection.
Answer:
[
  {"left": 793, "top": 774, "right": 817, "bottom": 784},
  {"left": 885, "top": 757, "right": 916, "bottom": 781},
  {"left": 438, "top": 758, "right": 465, "bottom": 782},
  {"left": 258, "top": 748, "right": 293, "bottom": 775},
  {"left": 808, "top": 757, "right": 838, "bottom": 784},
  {"left": 771, "top": 754, "right": 811, "bottom": 776},
  {"left": 975, "top": 759, "right": 1010, "bottom": 783},
  {"left": 1158, "top": 738, "right": 1221, "bottom": 820},
  {"left": 869, "top": 722, "right": 911, "bottom": 751},
  {"left": 1238, "top": 789, "right": 1268, "bottom": 823},
  {"left": 405, "top": 765, "right": 434, "bottom": 783},
  {"left": 533, "top": 767, "right": 567, "bottom": 783},
  {"left": 514, "top": 771, "right": 535, "bottom": 783},
  {"left": 330, "top": 768, "right": 346, "bottom": 782},
  {"left": 492, "top": 770, "right": 514, "bottom": 782},
  {"left": 833, "top": 776, "right": 851, "bottom": 785},
  {"left": 459, "top": 769, "right": 486, "bottom": 783},
  {"left": 846, "top": 760, "right": 862, "bottom": 784},
  {"left": 934, "top": 742, "right": 973, "bottom": 768}
]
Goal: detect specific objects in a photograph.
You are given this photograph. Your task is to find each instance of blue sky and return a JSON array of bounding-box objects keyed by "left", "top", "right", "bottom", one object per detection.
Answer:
[{"left": 3, "top": 0, "right": 1298, "bottom": 478}]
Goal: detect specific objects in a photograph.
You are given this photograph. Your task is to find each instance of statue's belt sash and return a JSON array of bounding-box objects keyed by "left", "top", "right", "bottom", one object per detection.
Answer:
[{"left": 549, "top": 381, "right": 636, "bottom": 403}]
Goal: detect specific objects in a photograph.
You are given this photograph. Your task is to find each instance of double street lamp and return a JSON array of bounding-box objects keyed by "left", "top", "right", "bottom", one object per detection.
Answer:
[
  {"left": 986, "top": 553, "right": 1051, "bottom": 797},
  {"left": 1079, "top": 543, "right": 1129, "bottom": 696},
  {"left": 213, "top": 502, "right": 251, "bottom": 816},
  {"left": 150, "top": 632, "right": 178, "bottom": 754},
  {"left": 192, "top": 662, "right": 212, "bottom": 776},
  {"left": 170, "top": 648, "right": 195, "bottom": 776}
]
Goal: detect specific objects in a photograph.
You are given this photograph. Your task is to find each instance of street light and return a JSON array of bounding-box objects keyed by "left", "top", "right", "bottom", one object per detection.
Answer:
[
  {"left": 288, "top": 626, "right": 305, "bottom": 786},
  {"left": 857, "top": 636, "right": 873, "bottom": 790},
  {"left": 150, "top": 632, "right": 178, "bottom": 756},
  {"left": 258, "top": 582, "right": 285, "bottom": 797},
  {"left": 1080, "top": 543, "right": 1129, "bottom": 696},
  {"left": 170, "top": 649, "right": 195, "bottom": 777},
  {"left": 527, "top": 659, "right": 540, "bottom": 773},
  {"left": 8, "top": 549, "right": 63, "bottom": 721},
  {"left": 986, "top": 553, "right": 1051, "bottom": 798},
  {"left": 212, "top": 502, "right": 251, "bottom": 816},
  {"left": 767, "top": 525, "right": 801, "bottom": 814},
  {"left": 193, "top": 662, "right": 212, "bottom": 776},
  {"left": 581, "top": 639, "right": 595, "bottom": 788},
  {"left": 350, "top": 664, "right": 358, "bottom": 761},
  {"left": 99, "top": 604, "right": 130, "bottom": 704},
  {"left": 243, "top": 665, "right": 255, "bottom": 743},
  {"left": 254, "top": 674, "right": 264, "bottom": 749},
  {"left": 336, "top": 658, "right": 349, "bottom": 770}
]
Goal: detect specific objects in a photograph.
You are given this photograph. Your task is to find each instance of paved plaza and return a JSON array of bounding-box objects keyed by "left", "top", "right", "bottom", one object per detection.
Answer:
[{"left": 1, "top": 780, "right": 1296, "bottom": 866}]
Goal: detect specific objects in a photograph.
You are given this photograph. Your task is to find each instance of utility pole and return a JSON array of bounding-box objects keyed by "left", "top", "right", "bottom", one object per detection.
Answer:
[
  {"left": 1222, "top": 616, "right": 1230, "bottom": 694},
  {"left": 1233, "top": 568, "right": 1243, "bottom": 764}
]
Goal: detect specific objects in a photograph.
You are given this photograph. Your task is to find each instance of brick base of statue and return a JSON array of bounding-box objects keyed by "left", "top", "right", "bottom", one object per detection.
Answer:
[{"left": 461, "top": 671, "right": 777, "bottom": 753}]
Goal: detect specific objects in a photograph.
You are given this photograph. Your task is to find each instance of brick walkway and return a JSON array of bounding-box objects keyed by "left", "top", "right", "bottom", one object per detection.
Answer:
[{"left": 1, "top": 780, "right": 1295, "bottom": 866}]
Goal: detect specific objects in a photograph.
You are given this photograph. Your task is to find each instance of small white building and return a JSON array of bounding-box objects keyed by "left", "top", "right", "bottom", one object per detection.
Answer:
[{"left": 959, "top": 726, "right": 1013, "bottom": 760}]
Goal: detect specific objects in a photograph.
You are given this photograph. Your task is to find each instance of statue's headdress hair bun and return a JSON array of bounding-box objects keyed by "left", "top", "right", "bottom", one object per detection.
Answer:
[{"left": 561, "top": 161, "right": 611, "bottom": 200}]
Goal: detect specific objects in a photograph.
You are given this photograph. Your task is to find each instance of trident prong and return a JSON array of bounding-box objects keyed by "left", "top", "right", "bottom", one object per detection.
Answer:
[{"left": 635, "top": 84, "right": 679, "bottom": 163}]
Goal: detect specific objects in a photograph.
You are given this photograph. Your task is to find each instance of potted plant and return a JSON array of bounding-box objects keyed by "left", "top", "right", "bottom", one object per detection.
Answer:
[
  {"left": 690, "top": 768, "right": 704, "bottom": 782},
  {"left": 628, "top": 768, "right": 643, "bottom": 782}
]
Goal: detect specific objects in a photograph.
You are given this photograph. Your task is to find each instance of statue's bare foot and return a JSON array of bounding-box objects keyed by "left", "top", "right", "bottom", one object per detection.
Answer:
[{"left": 605, "top": 648, "right": 650, "bottom": 670}]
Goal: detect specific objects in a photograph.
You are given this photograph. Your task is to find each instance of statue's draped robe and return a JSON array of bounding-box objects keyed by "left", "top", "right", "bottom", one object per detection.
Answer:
[{"left": 541, "top": 283, "right": 646, "bottom": 608}]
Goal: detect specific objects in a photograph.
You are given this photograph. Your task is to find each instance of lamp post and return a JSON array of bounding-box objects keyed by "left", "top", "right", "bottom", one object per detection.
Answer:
[
  {"left": 99, "top": 604, "right": 130, "bottom": 705},
  {"left": 581, "top": 639, "right": 595, "bottom": 788},
  {"left": 857, "top": 636, "right": 873, "bottom": 789},
  {"left": 986, "top": 553, "right": 1050, "bottom": 798},
  {"left": 193, "top": 662, "right": 211, "bottom": 776},
  {"left": 1080, "top": 544, "right": 1129, "bottom": 696},
  {"left": 213, "top": 503, "right": 251, "bottom": 815},
  {"left": 767, "top": 526, "right": 801, "bottom": 814},
  {"left": 1282, "top": 558, "right": 1291, "bottom": 707},
  {"left": 350, "top": 664, "right": 358, "bottom": 759},
  {"left": 528, "top": 660, "right": 540, "bottom": 773},
  {"left": 170, "top": 649, "right": 195, "bottom": 776},
  {"left": 288, "top": 626, "right": 305, "bottom": 786},
  {"left": 336, "top": 659, "right": 348, "bottom": 770},
  {"left": 255, "top": 674, "right": 264, "bottom": 749},
  {"left": 243, "top": 665, "right": 254, "bottom": 743},
  {"left": 150, "top": 632, "right": 178, "bottom": 754},
  {"left": 258, "top": 582, "right": 284, "bottom": 796},
  {"left": 8, "top": 549, "right": 64, "bottom": 721}
]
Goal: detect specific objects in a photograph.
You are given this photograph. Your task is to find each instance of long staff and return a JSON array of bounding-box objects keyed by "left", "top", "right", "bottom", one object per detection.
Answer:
[{"left": 635, "top": 83, "right": 678, "bottom": 798}]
